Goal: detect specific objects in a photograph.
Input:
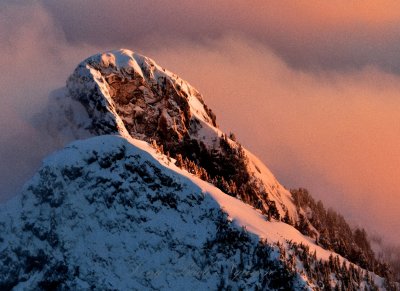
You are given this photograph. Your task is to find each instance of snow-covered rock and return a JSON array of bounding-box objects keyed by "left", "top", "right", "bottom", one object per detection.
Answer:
[
  {"left": 0, "top": 135, "right": 306, "bottom": 290},
  {"left": 43, "top": 49, "right": 297, "bottom": 222}
]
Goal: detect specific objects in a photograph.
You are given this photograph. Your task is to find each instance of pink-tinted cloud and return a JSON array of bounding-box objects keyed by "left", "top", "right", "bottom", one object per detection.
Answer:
[
  {"left": 0, "top": 2, "right": 98, "bottom": 199},
  {"left": 41, "top": 0, "right": 400, "bottom": 72}
]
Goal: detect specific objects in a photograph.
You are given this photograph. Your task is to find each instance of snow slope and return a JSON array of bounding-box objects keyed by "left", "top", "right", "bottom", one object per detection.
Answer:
[
  {"left": 0, "top": 134, "right": 387, "bottom": 289},
  {"left": 0, "top": 135, "right": 307, "bottom": 290}
]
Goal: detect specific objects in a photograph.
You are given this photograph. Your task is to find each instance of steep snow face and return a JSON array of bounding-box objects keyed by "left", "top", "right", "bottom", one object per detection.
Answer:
[
  {"left": 0, "top": 135, "right": 307, "bottom": 290},
  {"left": 44, "top": 49, "right": 296, "bottom": 221},
  {"left": 0, "top": 135, "right": 387, "bottom": 290}
]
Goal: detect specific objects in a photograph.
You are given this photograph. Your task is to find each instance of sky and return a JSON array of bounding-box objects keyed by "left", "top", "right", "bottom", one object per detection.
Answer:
[{"left": 1, "top": 1, "right": 399, "bottom": 243}]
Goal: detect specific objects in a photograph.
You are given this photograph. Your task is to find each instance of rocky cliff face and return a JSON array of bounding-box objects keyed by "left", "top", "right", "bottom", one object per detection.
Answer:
[
  {"left": 66, "top": 49, "right": 216, "bottom": 143},
  {"left": 52, "top": 49, "right": 296, "bottom": 222}
]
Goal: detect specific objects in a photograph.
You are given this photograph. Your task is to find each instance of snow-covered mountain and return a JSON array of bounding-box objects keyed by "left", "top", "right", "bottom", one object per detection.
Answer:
[
  {"left": 0, "top": 135, "right": 305, "bottom": 290},
  {"left": 1, "top": 49, "right": 397, "bottom": 290}
]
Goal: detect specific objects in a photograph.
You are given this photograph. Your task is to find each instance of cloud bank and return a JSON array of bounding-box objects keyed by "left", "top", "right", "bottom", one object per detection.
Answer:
[
  {"left": 148, "top": 37, "right": 400, "bottom": 241},
  {"left": 0, "top": 2, "right": 97, "bottom": 199},
  {"left": 42, "top": 0, "right": 400, "bottom": 72},
  {"left": 1, "top": 1, "right": 399, "bottom": 243}
]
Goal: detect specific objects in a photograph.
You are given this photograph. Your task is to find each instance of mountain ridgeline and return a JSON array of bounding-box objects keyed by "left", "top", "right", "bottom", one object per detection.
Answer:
[
  {"left": 290, "top": 188, "right": 392, "bottom": 279},
  {"left": 1, "top": 49, "right": 397, "bottom": 290},
  {"left": 65, "top": 50, "right": 282, "bottom": 220}
]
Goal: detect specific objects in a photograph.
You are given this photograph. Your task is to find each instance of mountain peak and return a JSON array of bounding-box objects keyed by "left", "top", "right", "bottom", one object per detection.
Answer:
[
  {"left": 66, "top": 49, "right": 216, "bottom": 142},
  {"left": 41, "top": 48, "right": 297, "bottom": 223}
]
